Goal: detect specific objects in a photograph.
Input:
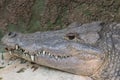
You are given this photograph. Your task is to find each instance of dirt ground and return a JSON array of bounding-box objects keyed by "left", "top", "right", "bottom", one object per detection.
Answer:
[
  {"left": 0, "top": 53, "right": 92, "bottom": 80},
  {"left": 0, "top": 0, "right": 120, "bottom": 35}
]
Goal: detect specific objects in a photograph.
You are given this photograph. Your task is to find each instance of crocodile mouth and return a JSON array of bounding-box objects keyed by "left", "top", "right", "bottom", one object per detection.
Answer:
[
  {"left": 5, "top": 44, "right": 73, "bottom": 62},
  {"left": 5, "top": 44, "right": 100, "bottom": 63}
]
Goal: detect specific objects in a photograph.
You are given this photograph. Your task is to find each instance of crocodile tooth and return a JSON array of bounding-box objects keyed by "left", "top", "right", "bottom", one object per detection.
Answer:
[
  {"left": 42, "top": 51, "right": 45, "bottom": 55},
  {"left": 55, "top": 56, "right": 58, "bottom": 59},
  {"left": 49, "top": 54, "right": 52, "bottom": 57},
  {"left": 31, "top": 55, "right": 35, "bottom": 61},
  {"left": 25, "top": 53, "right": 28, "bottom": 57},
  {"left": 23, "top": 50, "right": 28, "bottom": 54},
  {"left": 38, "top": 52, "right": 41, "bottom": 54},
  {"left": 15, "top": 45, "right": 19, "bottom": 49},
  {"left": 9, "top": 51, "right": 12, "bottom": 55},
  {"left": 48, "top": 53, "right": 51, "bottom": 56},
  {"left": 24, "top": 53, "right": 26, "bottom": 56},
  {"left": 45, "top": 52, "right": 48, "bottom": 55},
  {"left": 36, "top": 53, "right": 39, "bottom": 56}
]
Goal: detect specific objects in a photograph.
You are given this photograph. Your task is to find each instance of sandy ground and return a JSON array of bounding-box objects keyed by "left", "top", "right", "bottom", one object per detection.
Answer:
[{"left": 0, "top": 53, "right": 92, "bottom": 80}]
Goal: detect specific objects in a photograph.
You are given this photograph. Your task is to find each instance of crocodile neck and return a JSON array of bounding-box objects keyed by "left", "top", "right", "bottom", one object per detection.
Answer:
[{"left": 100, "top": 23, "right": 120, "bottom": 80}]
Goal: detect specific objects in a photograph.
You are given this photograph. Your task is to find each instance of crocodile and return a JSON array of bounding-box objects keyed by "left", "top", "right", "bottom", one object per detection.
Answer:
[{"left": 1, "top": 22, "right": 120, "bottom": 80}]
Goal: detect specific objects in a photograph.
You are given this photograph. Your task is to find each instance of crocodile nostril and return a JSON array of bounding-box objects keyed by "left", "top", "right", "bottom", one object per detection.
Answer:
[
  {"left": 8, "top": 32, "right": 12, "bottom": 36},
  {"left": 8, "top": 32, "right": 17, "bottom": 38}
]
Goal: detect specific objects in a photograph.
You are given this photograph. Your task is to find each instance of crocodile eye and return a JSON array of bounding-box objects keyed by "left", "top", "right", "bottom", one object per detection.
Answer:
[
  {"left": 8, "top": 32, "right": 17, "bottom": 38},
  {"left": 66, "top": 33, "right": 78, "bottom": 40}
]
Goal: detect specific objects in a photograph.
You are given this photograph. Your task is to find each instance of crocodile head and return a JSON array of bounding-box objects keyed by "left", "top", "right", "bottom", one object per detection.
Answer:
[{"left": 1, "top": 22, "right": 106, "bottom": 76}]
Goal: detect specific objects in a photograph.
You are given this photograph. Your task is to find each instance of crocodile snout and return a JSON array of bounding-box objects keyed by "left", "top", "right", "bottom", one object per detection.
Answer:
[{"left": 1, "top": 32, "right": 20, "bottom": 49}]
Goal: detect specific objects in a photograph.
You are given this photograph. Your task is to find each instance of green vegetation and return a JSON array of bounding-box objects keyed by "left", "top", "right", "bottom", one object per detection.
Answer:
[
  {"left": 0, "top": 0, "right": 120, "bottom": 52},
  {"left": 0, "top": 77, "right": 3, "bottom": 80}
]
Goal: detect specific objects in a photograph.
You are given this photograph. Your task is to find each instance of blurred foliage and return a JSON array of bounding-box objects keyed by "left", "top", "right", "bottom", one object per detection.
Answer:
[
  {"left": 0, "top": 0, "right": 120, "bottom": 53},
  {"left": 27, "top": 0, "right": 45, "bottom": 32}
]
